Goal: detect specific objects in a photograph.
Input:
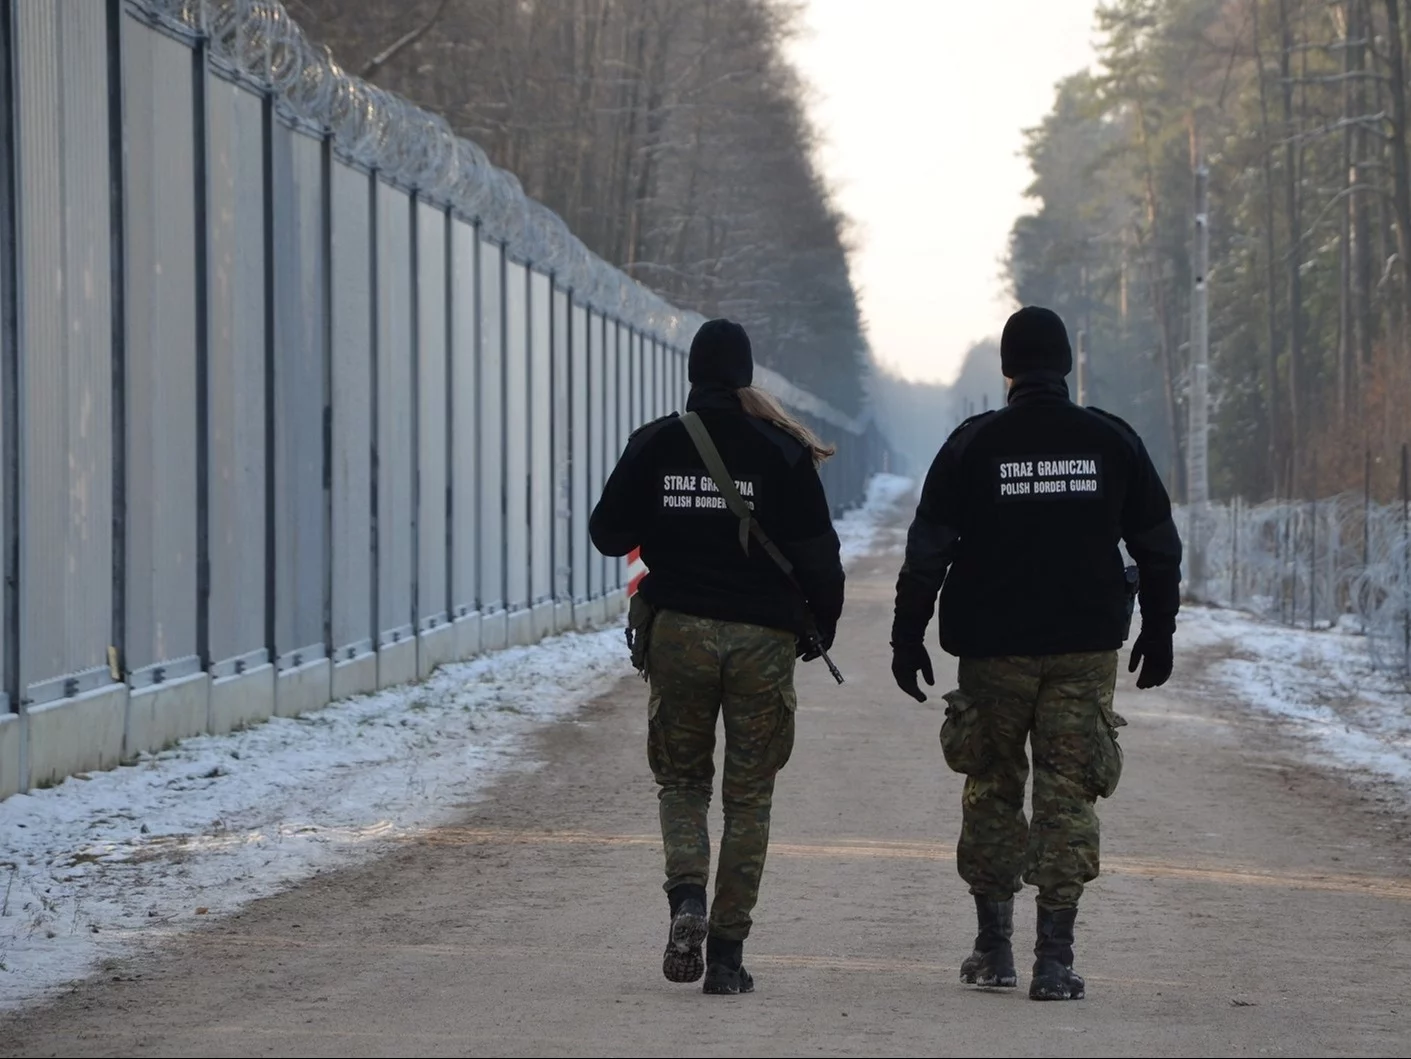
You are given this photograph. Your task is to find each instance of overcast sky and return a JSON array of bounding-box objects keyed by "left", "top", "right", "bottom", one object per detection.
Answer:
[{"left": 787, "top": 0, "right": 1101, "bottom": 384}]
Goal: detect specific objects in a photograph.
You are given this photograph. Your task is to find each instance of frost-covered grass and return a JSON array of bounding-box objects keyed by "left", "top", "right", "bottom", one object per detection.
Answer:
[
  {"left": 0, "top": 628, "right": 631, "bottom": 1010},
  {"left": 1179, "top": 607, "right": 1411, "bottom": 792}
]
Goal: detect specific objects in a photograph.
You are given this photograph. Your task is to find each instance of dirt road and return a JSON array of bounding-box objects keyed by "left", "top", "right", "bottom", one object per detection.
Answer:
[{"left": 4, "top": 533, "right": 1411, "bottom": 1057}]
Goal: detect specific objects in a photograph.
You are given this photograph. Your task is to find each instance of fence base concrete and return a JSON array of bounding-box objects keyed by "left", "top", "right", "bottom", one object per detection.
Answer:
[
  {"left": 0, "top": 712, "right": 20, "bottom": 799},
  {"left": 3, "top": 590, "right": 671, "bottom": 800},
  {"left": 27, "top": 684, "right": 127, "bottom": 787},
  {"left": 378, "top": 639, "right": 418, "bottom": 689},
  {"left": 532, "top": 602, "right": 555, "bottom": 641},
  {"left": 481, "top": 610, "right": 509, "bottom": 652},
  {"left": 210, "top": 664, "right": 276, "bottom": 735},
  {"left": 454, "top": 612, "right": 482, "bottom": 660},
  {"left": 276, "top": 658, "right": 331, "bottom": 718},
  {"left": 332, "top": 652, "right": 378, "bottom": 700},
  {"left": 508, "top": 609, "right": 534, "bottom": 647},
  {"left": 418, "top": 623, "right": 459, "bottom": 679},
  {"left": 127, "top": 672, "right": 211, "bottom": 756}
]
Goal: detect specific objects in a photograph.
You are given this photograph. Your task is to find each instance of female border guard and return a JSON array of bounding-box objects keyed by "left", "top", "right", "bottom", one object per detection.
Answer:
[{"left": 590, "top": 319, "right": 844, "bottom": 995}]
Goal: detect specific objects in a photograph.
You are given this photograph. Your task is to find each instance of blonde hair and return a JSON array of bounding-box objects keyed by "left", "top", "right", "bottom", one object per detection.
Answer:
[{"left": 736, "top": 386, "right": 836, "bottom": 467}]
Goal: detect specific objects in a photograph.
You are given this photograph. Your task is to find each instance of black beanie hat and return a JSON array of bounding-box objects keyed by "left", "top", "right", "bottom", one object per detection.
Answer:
[
  {"left": 1000, "top": 306, "right": 1072, "bottom": 378},
  {"left": 688, "top": 318, "right": 753, "bottom": 390}
]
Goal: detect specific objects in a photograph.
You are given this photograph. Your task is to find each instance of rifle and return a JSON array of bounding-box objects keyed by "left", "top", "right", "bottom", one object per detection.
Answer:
[
  {"left": 1123, "top": 564, "right": 1139, "bottom": 641},
  {"left": 680, "top": 412, "right": 845, "bottom": 685}
]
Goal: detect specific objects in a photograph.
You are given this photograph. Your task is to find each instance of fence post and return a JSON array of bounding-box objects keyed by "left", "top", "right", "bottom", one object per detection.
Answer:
[
  {"left": 1364, "top": 445, "right": 1372, "bottom": 573},
  {"left": 107, "top": 0, "right": 128, "bottom": 691},
  {"left": 1402, "top": 443, "right": 1409, "bottom": 672},
  {"left": 0, "top": 0, "right": 16, "bottom": 711},
  {"left": 1309, "top": 494, "right": 1316, "bottom": 630},
  {"left": 194, "top": 32, "right": 211, "bottom": 672},
  {"left": 1274, "top": 489, "right": 1285, "bottom": 622},
  {"left": 1231, "top": 496, "right": 1239, "bottom": 606}
]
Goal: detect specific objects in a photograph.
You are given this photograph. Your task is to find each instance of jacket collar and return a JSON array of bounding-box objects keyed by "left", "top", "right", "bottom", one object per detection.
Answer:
[
  {"left": 1006, "top": 372, "right": 1071, "bottom": 407},
  {"left": 686, "top": 384, "right": 742, "bottom": 413}
]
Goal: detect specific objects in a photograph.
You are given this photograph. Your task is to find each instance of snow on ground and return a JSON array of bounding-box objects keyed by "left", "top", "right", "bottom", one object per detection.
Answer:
[
  {"left": 0, "top": 629, "right": 631, "bottom": 1010},
  {"left": 835, "top": 473, "right": 915, "bottom": 565},
  {"left": 0, "top": 473, "right": 910, "bottom": 1011},
  {"left": 1178, "top": 606, "right": 1411, "bottom": 793}
]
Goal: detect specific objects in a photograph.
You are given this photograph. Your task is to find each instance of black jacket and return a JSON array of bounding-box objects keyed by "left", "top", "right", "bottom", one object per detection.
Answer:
[
  {"left": 590, "top": 386, "right": 844, "bottom": 639},
  {"left": 892, "top": 375, "right": 1183, "bottom": 658}
]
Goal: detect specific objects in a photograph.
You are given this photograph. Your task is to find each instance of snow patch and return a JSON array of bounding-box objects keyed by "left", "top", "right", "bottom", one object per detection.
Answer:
[
  {"left": 835, "top": 473, "right": 915, "bottom": 565},
  {"left": 1178, "top": 607, "right": 1411, "bottom": 792},
  {"left": 0, "top": 628, "right": 631, "bottom": 1010}
]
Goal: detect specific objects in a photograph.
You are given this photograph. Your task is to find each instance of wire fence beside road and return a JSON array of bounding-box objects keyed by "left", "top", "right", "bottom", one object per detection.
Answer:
[{"left": 1181, "top": 445, "right": 1411, "bottom": 679}]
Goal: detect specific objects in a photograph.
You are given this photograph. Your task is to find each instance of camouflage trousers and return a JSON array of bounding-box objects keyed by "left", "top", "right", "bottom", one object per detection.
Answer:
[
  {"left": 953, "top": 652, "right": 1124, "bottom": 911},
  {"left": 646, "top": 609, "right": 798, "bottom": 942}
]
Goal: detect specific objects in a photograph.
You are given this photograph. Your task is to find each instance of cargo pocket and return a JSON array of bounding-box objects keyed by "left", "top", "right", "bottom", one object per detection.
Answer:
[
  {"left": 646, "top": 688, "right": 673, "bottom": 778},
  {"left": 1085, "top": 699, "right": 1127, "bottom": 799},
  {"left": 761, "top": 685, "right": 798, "bottom": 775},
  {"left": 939, "top": 689, "right": 993, "bottom": 776}
]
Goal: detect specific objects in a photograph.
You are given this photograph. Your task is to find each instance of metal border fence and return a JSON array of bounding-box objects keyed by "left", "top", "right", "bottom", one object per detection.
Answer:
[{"left": 0, "top": 0, "right": 888, "bottom": 796}]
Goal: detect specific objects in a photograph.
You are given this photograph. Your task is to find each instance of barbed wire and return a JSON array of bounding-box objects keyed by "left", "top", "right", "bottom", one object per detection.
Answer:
[
  {"left": 131, "top": 0, "right": 745, "bottom": 399},
  {"left": 1181, "top": 497, "right": 1411, "bottom": 678}
]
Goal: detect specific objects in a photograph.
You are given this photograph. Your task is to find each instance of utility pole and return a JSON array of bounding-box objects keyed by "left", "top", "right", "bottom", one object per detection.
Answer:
[{"left": 1188, "top": 150, "right": 1211, "bottom": 602}]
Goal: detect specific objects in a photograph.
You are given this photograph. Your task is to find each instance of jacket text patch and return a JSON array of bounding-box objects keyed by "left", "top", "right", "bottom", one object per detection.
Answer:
[
  {"left": 661, "top": 470, "right": 758, "bottom": 512},
  {"left": 994, "top": 456, "right": 1103, "bottom": 501}
]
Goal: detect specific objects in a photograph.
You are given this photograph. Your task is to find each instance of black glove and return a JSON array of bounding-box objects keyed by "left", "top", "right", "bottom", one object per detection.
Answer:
[
  {"left": 1128, "top": 628, "right": 1174, "bottom": 689},
  {"left": 891, "top": 641, "right": 934, "bottom": 702},
  {"left": 799, "top": 622, "right": 836, "bottom": 663}
]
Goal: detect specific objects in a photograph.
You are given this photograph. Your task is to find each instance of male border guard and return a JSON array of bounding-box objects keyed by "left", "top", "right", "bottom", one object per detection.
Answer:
[{"left": 890, "top": 306, "right": 1183, "bottom": 1000}]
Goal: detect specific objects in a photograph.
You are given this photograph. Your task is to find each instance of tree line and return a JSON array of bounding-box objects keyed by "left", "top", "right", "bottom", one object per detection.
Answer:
[
  {"left": 288, "top": 0, "right": 869, "bottom": 415},
  {"left": 1010, "top": 0, "right": 1411, "bottom": 504}
]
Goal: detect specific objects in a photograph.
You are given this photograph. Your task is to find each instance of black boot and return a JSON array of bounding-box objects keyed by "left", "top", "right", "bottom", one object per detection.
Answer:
[
  {"left": 662, "top": 884, "right": 708, "bottom": 983},
  {"left": 702, "top": 935, "right": 755, "bottom": 995},
  {"left": 1029, "top": 904, "right": 1085, "bottom": 1000},
  {"left": 959, "top": 894, "right": 1017, "bottom": 987}
]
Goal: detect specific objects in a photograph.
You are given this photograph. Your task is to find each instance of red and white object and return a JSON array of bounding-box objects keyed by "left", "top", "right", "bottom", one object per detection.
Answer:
[{"left": 627, "top": 547, "right": 648, "bottom": 597}]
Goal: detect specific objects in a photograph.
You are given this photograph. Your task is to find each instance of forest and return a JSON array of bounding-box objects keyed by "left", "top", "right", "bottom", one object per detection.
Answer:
[
  {"left": 1009, "top": 0, "right": 1411, "bottom": 504},
  {"left": 287, "top": 0, "right": 869, "bottom": 415}
]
